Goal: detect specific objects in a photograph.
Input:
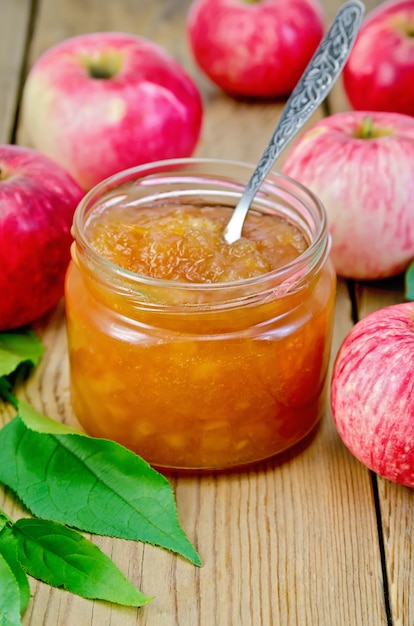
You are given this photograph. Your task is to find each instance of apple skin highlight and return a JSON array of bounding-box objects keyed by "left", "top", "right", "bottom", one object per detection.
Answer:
[
  {"left": 282, "top": 110, "right": 414, "bottom": 280},
  {"left": 21, "top": 32, "right": 203, "bottom": 190},
  {"left": 331, "top": 302, "right": 414, "bottom": 487}
]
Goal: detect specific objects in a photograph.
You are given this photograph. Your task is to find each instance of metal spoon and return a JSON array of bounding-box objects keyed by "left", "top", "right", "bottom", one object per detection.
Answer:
[{"left": 223, "top": 0, "right": 365, "bottom": 245}]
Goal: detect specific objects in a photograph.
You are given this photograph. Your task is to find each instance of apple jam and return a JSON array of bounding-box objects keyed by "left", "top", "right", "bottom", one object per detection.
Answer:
[
  {"left": 65, "top": 159, "right": 336, "bottom": 470},
  {"left": 87, "top": 204, "right": 308, "bottom": 282}
]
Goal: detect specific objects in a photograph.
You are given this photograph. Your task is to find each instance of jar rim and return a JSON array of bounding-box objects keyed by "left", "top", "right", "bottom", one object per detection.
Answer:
[{"left": 72, "top": 157, "right": 330, "bottom": 294}]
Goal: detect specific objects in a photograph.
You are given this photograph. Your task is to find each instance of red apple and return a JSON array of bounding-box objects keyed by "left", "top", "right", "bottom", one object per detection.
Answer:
[
  {"left": 281, "top": 110, "right": 414, "bottom": 280},
  {"left": 331, "top": 302, "right": 414, "bottom": 487},
  {"left": 0, "top": 144, "right": 84, "bottom": 331},
  {"left": 20, "top": 32, "right": 203, "bottom": 190},
  {"left": 186, "top": 0, "right": 325, "bottom": 98},
  {"left": 343, "top": 0, "right": 414, "bottom": 115}
]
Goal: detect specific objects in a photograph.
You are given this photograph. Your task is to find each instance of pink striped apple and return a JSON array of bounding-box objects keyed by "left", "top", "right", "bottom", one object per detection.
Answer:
[
  {"left": 331, "top": 302, "right": 414, "bottom": 487},
  {"left": 20, "top": 32, "right": 203, "bottom": 190},
  {"left": 343, "top": 0, "right": 414, "bottom": 116},
  {"left": 186, "top": 0, "right": 325, "bottom": 98},
  {"left": 0, "top": 144, "right": 84, "bottom": 331},
  {"left": 282, "top": 110, "right": 414, "bottom": 279}
]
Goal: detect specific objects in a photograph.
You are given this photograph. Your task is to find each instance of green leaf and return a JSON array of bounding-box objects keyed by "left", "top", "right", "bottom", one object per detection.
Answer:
[
  {"left": 17, "top": 399, "right": 80, "bottom": 436},
  {"left": 0, "top": 406, "right": 201, "bottom": 566},
  {"left": 0, "top": 330, "right": 43, "bottom": 379},
  {"left": 0, "top": 510, "right": 11, "bottom": 532},
  {"left": 0, "top": 378, "right": 17, "bottom": 409},
  {"left": 0, "top": 552, "right": 22, "bottom": 626},
  {"left": 0, "top": 330, "right": 44, "bottom": 407},
  {"left": 405, "top": 260, "right": 414, "bottom": 301},
  {"left": 12, "top": 518, "right": 151, "bottom": 607},
  {"left": 0, "top": 526, "right": 31, "bottom": 614}
]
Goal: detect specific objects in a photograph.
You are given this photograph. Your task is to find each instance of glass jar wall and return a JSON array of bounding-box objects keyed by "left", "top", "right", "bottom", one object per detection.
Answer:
[{"left": 65, "top": 159, "right": 336, "bottom": 470}]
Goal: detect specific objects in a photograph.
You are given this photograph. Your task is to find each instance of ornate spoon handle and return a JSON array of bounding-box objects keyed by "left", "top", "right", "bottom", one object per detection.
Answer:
[{"left": 223, "top": 0, "right": 365, "bottom": 244}]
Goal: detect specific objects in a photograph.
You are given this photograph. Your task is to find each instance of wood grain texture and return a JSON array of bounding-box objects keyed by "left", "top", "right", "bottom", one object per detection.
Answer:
[
  {"left": 0, "top": 0, "right": 33, "bottom": 537},
  {"left": 355, "top": 281, "right": 414, "bottom": 626},
  {"left": 0, "top": 1, "right": 408, "bottom": 625},
  {"left": 326, "top": 2, "right": 414, "bottom": 623},
  {"left": 0, "top": 1, "right": 32, "bottom": 143},
  {"left": 17, "top": 289, "right": 388, "bottom": 626}
]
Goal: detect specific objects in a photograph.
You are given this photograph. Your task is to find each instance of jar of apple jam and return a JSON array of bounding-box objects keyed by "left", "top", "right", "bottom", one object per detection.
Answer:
[{"left": 65, "top": 159, "right": 336, "bottom": 470}]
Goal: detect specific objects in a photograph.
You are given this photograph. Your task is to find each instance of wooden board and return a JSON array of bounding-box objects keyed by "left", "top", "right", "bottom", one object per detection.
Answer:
[
  {"left": 0, "top": 1, "right": 32, "bottom": 142},
  {"left": 0, "top": 1, "right": 410, "bottom": 625}
]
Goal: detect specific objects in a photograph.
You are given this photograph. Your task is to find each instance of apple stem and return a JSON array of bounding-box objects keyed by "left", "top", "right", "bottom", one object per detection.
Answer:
[
  {"left": 352, "top": 116, "right": 394, "bottom": 140},
  {"left": 361, "top": 116, "right": 374, "bottom": 139},
  {"left": 0, "top": 165, "right": 11, "bottom": 181},
  {"left": 80, "top": 51, "right": 123, "bottom": 80},
  {"left": 88, "top": 63, "right": 114, "bottom": 79}
]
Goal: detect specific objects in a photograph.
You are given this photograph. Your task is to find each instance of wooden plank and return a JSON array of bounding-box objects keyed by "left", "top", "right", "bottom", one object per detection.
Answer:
[
  {"left": 16, "top": 288, "right": 388, "bottom": 626},
  {"left": 324, "top": 0, "right": 414, "bottom": 621},
  {"left": 0, "top": 0, "right": 33, "bottom": 532},
  {"left": 378, "top": 478, "right": 414, "bottom": 626},
  {"left": 0, "top": 0, "right": 32, "bottom": 143},
  {"left": 0, "top": 0, "right": 395, "bottom": 624},
  {"left": 355, "top": 279, "right": 413, "bottom": 626},
  {"left": 332, "top": 3, "right": 414, "bottom": 620}
]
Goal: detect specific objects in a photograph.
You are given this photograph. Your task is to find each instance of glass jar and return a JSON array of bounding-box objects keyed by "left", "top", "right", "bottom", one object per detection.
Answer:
[{"left": 65, "top": 159, "right": 336, "bottom": 470}]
